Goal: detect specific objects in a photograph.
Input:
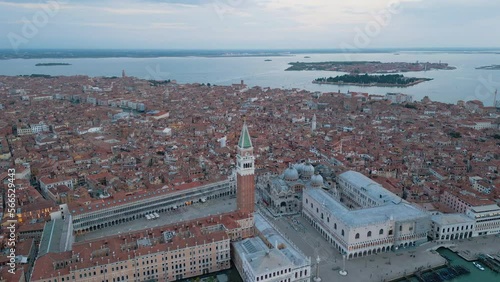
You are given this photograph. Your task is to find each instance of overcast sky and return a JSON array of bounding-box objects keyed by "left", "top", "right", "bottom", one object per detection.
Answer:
[{"left": 0, "top": 0, "right": 499, "bottom": 50}]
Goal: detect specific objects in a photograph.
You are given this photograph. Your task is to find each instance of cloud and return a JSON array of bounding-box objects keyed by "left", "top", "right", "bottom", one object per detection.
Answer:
[
  {"left": 98, "top": 7, "right": 174, "bottom": 15},
  {"left": 0, "top": 0, "right": 499, "bottom": 49},
  {"left": 0, "top": 0, "right": 61, "bottom": 9},
  {"left": 75, "top": 22, "right": 191, "bottom": 30}
]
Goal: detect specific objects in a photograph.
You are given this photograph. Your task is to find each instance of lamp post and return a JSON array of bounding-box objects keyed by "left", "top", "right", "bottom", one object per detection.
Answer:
[{"left": 314, "top": 255, "right": 321, "bottom": 282}]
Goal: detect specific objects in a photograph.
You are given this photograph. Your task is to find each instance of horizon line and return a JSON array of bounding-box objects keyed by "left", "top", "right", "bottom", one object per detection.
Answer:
[{"left": 1, "top": 47, "right": 500, "bottom": 51}]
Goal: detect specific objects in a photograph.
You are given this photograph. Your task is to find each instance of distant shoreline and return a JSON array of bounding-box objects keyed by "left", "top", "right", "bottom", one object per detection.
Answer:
[
  {"left": 475, "top": 65, "right": 500, "bottom": 70},
  {"left": 313, "top": 74, "right": 433, "bottom": 87},
  {"left": 312, "top": 79, "right": 430, "bottom": 87},
  {"left": 1, "top": 48, "right": 500, "bottom": 60},
  {"left": 35, "top": 63, "right": 72, "bottom": 66},
  {"left": 286, "top": 61, "right": 456, "bottom": 73}
]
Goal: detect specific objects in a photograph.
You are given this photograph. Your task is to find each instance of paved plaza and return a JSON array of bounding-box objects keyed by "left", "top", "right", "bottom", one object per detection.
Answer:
[
  {"left": 76, "top": 197, "right": 236, "bottom": 242},
  {"left": 259, "top": 209, "right": 500, "bottom": 282},
  {"left": 75, "top": 197, "right": 500, "bottom": 281}
]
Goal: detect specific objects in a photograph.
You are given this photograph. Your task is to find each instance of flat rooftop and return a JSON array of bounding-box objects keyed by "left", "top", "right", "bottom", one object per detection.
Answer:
[
  {"left": 305, "top": 188, "right": 429, "bottom": 227},
  {"left": 469, "top": 204, "right": 500, "bottom": 213},
  {"left": 254, "top": 213, "right": 309, "bottom": 267},
  {"left": 339, "top": 171, "right": 402, "bottom": 205},
  {"left": 431, "top": 213, "right": 475, "bottom": 225},
  {"left": 38, "top": 218, "right": 72, "bottom": 256},
  {"left": 233, "top": 237, "right": 294, "bottom": 276}
]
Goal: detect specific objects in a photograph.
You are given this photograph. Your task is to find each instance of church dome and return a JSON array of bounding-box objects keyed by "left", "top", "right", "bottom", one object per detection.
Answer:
[
  {"left": 311, "top": 173, "right": 324, "bottom": 187},
  {"left": 293, "top": 163, "right": 305, "bottom": 173},
  {"left": 284, "top": 167, "right": 299, "bottom": 181},
  {"left": 302, "top": 163, "right": 315, "bottom": 178}
]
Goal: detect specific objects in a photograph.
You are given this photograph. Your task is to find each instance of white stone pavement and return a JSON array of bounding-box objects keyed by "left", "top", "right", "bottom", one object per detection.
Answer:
[{"left": 76, "top": 197, "right": 237, "bottom": 242}]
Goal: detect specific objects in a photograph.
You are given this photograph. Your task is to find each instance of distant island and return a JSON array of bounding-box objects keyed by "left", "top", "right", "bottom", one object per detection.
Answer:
[
  {"left": 313, "top": 74, "right": 432, "bottom": 87},
  {"left": 35, "top": 63, "right": 72, "bottom": 66},
  {"left": 476, "top": 65, "right": 500, "bottom": 70},
  {"left": 264, "top": 59, "right": 272, "bottom": 61},
  {"left": 18, "top": 74, "right": 56, "bottom": 78},
  {"left": 286, "top": 61, "right": 456, "bottom": 73}
]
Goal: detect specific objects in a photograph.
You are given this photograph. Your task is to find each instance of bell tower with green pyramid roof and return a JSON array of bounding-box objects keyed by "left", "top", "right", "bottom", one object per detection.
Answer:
[{"left": 236, "top": 121, "right": 255, "bottom": 215}]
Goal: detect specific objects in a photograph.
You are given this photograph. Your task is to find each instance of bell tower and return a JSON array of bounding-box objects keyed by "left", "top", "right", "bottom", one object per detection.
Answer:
[{"left": 236, "top": 121, "right": 255, "bottom": 215}]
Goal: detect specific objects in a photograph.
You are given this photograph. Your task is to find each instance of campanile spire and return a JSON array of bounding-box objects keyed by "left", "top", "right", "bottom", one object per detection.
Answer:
[{"left": 236, "top": 121, "right": 255, "bottom": 214}]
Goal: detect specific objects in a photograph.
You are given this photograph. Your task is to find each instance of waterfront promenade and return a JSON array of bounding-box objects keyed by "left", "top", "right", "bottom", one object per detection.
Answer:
[
  {"left": 431, "top": 235, "right": 500, "bottom": 261},
  {"left": 259, "top": 209, "right": 500, "bottom": 282}
]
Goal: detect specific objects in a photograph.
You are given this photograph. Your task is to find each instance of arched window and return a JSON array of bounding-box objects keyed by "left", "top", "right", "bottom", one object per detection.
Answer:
[
  {"left": 321, "top": 213, "right": 324, "bottom": 219},
  {"left": 367, "top": 231, "right": 372, "bottom": 237},
  {"left": 399, "top": 225, "right": 402, "bottom": 231},
  {"left": 379, "top": 229, "right": 384, "bottom": 235},
  {"left": 341, "top": 229, "right": 345, "bottom": 236},
  {"left": 355, "top": 233, "right": 360, "bottom": 239},
  {"left": 334, "top": 223, "right": 337, "bottom": 230}
]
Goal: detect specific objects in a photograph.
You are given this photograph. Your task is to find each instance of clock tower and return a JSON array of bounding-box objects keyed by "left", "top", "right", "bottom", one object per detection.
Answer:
[{"left": 236, "top": 121, "right": 255, "bottom": 215}]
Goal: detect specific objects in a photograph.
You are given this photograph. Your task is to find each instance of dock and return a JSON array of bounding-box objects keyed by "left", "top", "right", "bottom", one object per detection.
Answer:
[
  {"left": 477, "top": 254, "right": 500, "bottom": 273},
  {"left": 416, "top": 265, "right": 470, "bottom": 282}
]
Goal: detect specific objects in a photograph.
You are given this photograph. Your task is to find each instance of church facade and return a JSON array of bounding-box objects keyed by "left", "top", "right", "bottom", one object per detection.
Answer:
[{"left": 258, "top": 162, "right": 336, "bottom": 216}]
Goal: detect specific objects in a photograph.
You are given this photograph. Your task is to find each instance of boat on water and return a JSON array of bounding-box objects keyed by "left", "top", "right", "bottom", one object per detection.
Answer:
[
  {"left": 473, "top": 261, "right": 485, "bottom": 271},
  {"left": 264, "top": 59, "right": 272, "bottom": 61}
]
